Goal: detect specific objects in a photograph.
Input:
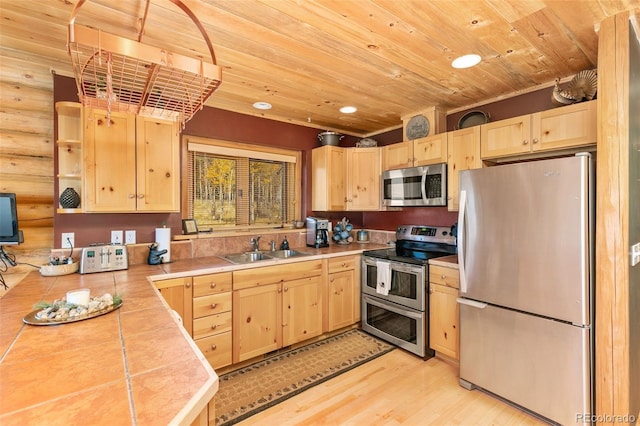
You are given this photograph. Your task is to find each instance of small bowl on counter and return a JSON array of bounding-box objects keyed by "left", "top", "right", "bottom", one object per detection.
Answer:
[{"left": 292, "top": 220, "right": 306, "bottom": 229}]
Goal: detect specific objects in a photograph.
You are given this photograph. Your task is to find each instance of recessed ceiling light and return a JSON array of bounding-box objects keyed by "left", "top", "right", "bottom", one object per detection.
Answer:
[
  {"left": 253, "top": 101, "right": 272, "bottom": 110},
  {"left": 451, "top": 54, "right": 482, "bottom": 69},
  {"left": 340, "top": 106, "right": 357, "bottom": 114}
]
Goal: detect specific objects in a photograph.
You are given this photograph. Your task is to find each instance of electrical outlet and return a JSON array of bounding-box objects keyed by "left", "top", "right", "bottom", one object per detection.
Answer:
[
  {"left": 631, "top": 242, "right": 640, "bottom": 267},
  {"left": 125, "top": 230, "right": 136, "bottom": 245},
  {"left": 111, "top": 230, "right": 123, "bottom": 245},
  {"left": 61, "top": 232, "right": 75, "bottom": 249}
]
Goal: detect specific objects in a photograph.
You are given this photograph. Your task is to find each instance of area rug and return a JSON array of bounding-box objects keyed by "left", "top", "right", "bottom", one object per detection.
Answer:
[{"left": 215, "top": 329, "right": 395, "bottom": 425}]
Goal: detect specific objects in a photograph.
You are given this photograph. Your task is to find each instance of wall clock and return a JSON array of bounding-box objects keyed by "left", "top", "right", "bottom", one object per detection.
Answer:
[{"left": 406, "top": 114, "right": 430, "bottom": 140}]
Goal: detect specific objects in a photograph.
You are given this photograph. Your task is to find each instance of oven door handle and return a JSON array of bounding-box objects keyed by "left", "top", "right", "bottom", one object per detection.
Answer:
[
  {"left": 391, "top": 262, "right": 423, "bottom": 275},
  {"left": 457, "top": 189, "right": 468, "bottom": 293}
]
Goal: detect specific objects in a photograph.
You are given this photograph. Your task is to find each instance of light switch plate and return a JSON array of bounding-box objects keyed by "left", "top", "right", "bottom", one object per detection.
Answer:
[
  {"left": 125, "top": 230, "right": 136, "bottom": 245},
  {"left": 631, "top": 242, "right": 640, "bottom": 267},
  {"left": 111, "top": 230, "right": 123, "bottom": 245}
]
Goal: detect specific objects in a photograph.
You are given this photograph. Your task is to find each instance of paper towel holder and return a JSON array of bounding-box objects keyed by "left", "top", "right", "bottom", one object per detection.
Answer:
[{"left": 182, "top": 219, "right": 198, "bottom": 235}]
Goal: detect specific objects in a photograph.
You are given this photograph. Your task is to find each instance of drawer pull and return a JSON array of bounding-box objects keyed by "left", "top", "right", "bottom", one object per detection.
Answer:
[
  {"left": 211, "top": 324, "right": 217, "bottom": 330},
  {"left": 210, "top": 283, "right": 217, "bottom": 288},
  {"left": 441, "top": 274, "right": 446, "bottom": 279},
  {"left": 211, "top": 303, "right": 217, "bottom": 309},
  {"left": 211, "top": 344, "right": 217, "bottom": 350}
]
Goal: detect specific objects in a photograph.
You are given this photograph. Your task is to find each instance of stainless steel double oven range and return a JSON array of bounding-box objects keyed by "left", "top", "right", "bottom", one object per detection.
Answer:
[{"left": 361, "top": 225, "right": 457, "bottom": 359}]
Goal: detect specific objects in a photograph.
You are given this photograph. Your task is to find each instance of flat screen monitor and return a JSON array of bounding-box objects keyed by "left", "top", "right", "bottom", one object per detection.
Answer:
[{"left": 0, "top": 193, "right": 22, "bottom": 246}]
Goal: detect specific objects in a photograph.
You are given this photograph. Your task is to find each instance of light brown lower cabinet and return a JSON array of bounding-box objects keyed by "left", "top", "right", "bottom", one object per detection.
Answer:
[
  {"left": 190, "top": 398, "right": 216, "bottom": 426},
  {"left": 232, "top": 260, "right": 323, "bottom": 363},
  {"left": 155, "top": 276, "right": 193, "bottom": 336},
  {"left": 156, "top": 256, "right": 362, "bottom": 373},
  {"left": 429, "top": 264, "right": 460, "bottom": 359},
  {"left": 154, "top": 272, "right": 234, "bottom": 370},
  {"left": 324, "top": 255, "right": 361, "bottom": 332},
  {"left": 192, "top": 273, "right": 233, "bottom": 370}
]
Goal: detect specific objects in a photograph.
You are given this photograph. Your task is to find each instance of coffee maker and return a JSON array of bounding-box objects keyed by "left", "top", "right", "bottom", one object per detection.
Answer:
[{"left": 306, "top": 217, "right": 330, "bottom": 248}]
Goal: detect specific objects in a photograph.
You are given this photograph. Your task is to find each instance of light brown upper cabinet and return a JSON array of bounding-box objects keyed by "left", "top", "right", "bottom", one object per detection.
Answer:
[
  {"left": 346, "top": 147, "right": 381, "bottom": 211},
  {"left": 381, "top": 140, "right": 413, "bottom": 171},
  {"left": 447, "top": 127, "right": 481, "bottom": 212},
  {"left": 312, "top": 146, "right": 380, "bottom": 211},
  {"left": 83, "top": 108, "right": 180, "bottom": 212},
  {"left": 382, "top": 132, "right": 448, "bottom": 171},
  {"left": 480, "top": 100, "right": 596, "bottom": 160},
  {"left": 413, "top": 133, "right": 448, "bottom": 167}
]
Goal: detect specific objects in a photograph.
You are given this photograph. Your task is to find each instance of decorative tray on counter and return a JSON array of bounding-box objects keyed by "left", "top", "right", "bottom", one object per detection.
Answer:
[{"left": 23, "top": 293, "right": 123, "bottom": 326}]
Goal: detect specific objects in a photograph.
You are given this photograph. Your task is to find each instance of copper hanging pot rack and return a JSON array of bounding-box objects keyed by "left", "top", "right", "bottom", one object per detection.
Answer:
[{"left": 67, "top": 0, "right": 221, "bottom": 128}]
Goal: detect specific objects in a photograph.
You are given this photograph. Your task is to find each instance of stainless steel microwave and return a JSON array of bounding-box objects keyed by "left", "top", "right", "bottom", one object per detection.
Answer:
[{"left": 381, "top": 164, "right": 447, "bottom": 207}]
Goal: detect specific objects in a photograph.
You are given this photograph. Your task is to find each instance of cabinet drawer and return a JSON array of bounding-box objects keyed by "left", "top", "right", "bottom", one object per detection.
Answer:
[
  {"left": 233, "top": 260, "right": 322, "bottom": 290},
  {"left": 195, "top": 331, "right": 232, "bottom": 369},
  {"left": 193, "top": 311, "right": 232, "bottom": 340},
  {"left": 328, "top": 256, "right": 357, "bottom": 274},
  {"left": 193, "top": 292, "right": 232, "bottom": 318},
  {"left": 429, "top": 265, "right": 460, "bottom": 289},
  {"left": 193, "top": 272, "right": 232, "bottom": 297}
]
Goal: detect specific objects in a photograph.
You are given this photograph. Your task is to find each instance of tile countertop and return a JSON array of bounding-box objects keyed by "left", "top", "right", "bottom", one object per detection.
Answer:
[
  {"left": 429, "top": 254, "right": 459, "bottom": 269},
  {"left": 0, "top": 242, "right": 382, "bottom": 424}
]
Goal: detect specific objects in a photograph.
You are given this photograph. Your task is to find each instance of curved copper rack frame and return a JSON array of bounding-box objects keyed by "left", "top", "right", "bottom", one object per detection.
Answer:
[{"left": 67, "top": 0, "right": 221, "bottom": 128}]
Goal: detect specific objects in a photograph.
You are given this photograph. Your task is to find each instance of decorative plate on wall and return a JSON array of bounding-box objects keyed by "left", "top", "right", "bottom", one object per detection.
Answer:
[{"left": 405, "top": 115, "right": 430, "bottom": 140}]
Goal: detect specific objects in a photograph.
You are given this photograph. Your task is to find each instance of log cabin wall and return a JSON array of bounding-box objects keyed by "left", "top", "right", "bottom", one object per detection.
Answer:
[{"left": 0, "top": 49, "right": 56, "bottom": 289}]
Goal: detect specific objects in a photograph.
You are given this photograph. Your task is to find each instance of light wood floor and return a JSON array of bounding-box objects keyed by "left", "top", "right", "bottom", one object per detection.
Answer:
[{"left": 239, "top": 349, "right": 547, "bottom": 425}]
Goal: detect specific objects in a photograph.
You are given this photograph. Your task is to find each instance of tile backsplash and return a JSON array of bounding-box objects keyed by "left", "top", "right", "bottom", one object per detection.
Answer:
[{"left": 50, "top": 229, "right": 396, "bottom": 266}]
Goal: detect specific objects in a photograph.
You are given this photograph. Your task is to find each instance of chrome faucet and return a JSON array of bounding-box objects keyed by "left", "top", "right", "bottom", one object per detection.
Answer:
[
  {"left": 250, "top": 235, "right": 261, "bottom": 251},
  {"left": 269, "top": 240, "right": 276, "bottom": 251}
]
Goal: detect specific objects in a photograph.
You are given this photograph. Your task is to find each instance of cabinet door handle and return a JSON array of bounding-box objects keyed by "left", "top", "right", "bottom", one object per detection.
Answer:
[
  {"left": 185, "top": 282, "right": 191, "bottom": 288},
  {"left": 523, "top": 139, "right": 529, "bottom": 145},
  {"left": 284, "top": 287, "right": 288, "bottom": 292},
  {"left": 211, "top": 344, "right": 217, "bottom": 350},
  {"left": 137, "top": 194, "right": 144, "bottom": 199},
  {"left": 128, "top": 194, "right": 136, "bottom": 199},
  {"left": 532, "top": 138, "right": 539, "bottom": 144},
  {"left": 211, "top": 303, "right": 217, "bottom": 309}
]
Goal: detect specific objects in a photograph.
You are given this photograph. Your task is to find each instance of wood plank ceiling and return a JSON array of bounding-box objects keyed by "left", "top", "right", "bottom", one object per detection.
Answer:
[{"left": 1, "top": 0, "right": 639, "bottom": 136}]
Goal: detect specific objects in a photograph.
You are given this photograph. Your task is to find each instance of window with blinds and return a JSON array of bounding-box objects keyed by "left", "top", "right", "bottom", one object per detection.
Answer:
[{"left": 186, "top": 137, "right": 301, "bottom": 229}]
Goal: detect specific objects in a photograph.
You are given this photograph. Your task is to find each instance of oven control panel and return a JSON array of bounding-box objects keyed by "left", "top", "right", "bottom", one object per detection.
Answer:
[
  {"left": 79, "top": 244, "right": 128, "bottom": 274},
  {"left": 396, "top": 225, "right": 456, "bottom": 245}
]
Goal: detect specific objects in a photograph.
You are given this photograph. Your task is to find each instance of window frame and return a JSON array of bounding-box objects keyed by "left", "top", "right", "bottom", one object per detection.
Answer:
[{"left": 181, "top": 135, "right": 302, "bottom": 230}]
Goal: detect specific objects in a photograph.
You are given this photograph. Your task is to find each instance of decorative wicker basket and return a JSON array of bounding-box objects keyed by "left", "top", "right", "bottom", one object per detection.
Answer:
[{"left": 40, "top": 262, "right": 79, "bottom": 277}]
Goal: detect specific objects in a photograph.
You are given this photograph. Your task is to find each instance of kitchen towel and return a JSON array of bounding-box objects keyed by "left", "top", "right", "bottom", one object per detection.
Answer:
[
  {"left": 376, "top": 261, "right": 390, "bottom": 296},
  {"left": 155, "top": 227, "right": 171, "bottom": 263}
]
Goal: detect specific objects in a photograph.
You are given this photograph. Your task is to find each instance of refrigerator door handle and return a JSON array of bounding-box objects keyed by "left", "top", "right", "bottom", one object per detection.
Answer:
[
  {"left": 456, "top": 297, "right": 488, "bottom": 309},
  {"left": 457, "top": 189, "right": 468, "bottom": 293}
]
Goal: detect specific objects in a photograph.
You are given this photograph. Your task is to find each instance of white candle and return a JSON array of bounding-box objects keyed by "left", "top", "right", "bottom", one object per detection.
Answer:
[{"left": 66, "top": 289, "right": 90, "bottom": 306}]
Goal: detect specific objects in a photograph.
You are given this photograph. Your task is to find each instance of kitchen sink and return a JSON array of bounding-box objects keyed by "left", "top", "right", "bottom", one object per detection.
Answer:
[
  {"left": 267, "top": 249, "right": 311, "bottom": 259},
  {"left": 224, "top": 251, "right": 271, "bottom": 264},
  {"left": 223, "top": 249, "right": 312, "bottom": 264}
]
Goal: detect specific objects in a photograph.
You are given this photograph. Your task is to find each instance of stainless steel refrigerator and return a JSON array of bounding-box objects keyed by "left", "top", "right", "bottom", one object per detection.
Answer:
[{"left": 456, "top": 153, "right": 594, "bottom": 425}]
